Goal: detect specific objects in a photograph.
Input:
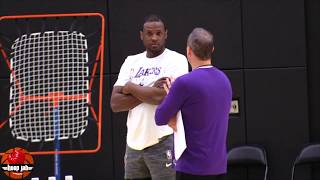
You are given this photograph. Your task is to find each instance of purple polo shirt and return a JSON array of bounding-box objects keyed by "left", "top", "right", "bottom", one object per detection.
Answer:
[{"left": 155, "top": 66, "right": 232, "bottom": 175}]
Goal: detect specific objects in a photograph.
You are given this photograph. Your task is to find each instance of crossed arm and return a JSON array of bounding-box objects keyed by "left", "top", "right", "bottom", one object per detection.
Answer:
[{"left": 110, "top": 77, "right": 167, "bottom": 112}]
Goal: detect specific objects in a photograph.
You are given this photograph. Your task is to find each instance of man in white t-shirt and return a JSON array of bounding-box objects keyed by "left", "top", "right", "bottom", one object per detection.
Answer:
[{"left": 110, "top": 14, "right": 188, "bottom": 180}]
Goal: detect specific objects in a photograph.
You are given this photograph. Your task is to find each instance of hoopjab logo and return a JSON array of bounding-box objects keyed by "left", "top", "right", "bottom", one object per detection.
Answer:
[{"left": 1, "top": 147, "right": 34, "bottom": 179}]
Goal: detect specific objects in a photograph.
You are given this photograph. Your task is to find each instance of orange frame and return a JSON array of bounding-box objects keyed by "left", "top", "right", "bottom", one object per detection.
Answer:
[{"left": 0, "top": 13, "right": 105, "bottom": 156}]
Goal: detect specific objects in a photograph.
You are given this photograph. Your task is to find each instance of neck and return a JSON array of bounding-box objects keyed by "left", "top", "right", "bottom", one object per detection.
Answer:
[
  {"left": 146, "top": 48, "right": 165, "bottom": 58},
  {"left": 191, "top": 59, "right": 212, "bottom": 70}
]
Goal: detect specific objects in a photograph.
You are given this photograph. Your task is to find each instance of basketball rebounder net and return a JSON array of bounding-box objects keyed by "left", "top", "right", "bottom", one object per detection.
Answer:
[{"left": 0, "top": 13, "right": 105, "bottom": 180}]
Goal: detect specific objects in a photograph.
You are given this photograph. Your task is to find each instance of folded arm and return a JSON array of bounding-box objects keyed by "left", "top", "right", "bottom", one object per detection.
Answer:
[
  {"left": 122, "top": 81, "right": 167, "bottom": 105},
  {"left": 110, "top": 77, "right": 168, "bottom": 112},
  {"left": 110, "top": 86, "right": 142, "bottom": 112}
]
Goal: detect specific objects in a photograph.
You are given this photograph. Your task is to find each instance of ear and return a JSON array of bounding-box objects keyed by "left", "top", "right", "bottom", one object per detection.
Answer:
[
  {"left": 187, "top": 46, "right": 192, "bottom": 57},
  {"left": 212, "top": 47, "right": 215, "bottom": 53},
  {"left": 140, "top": 31, "right": 143, "bottom": 41},
  {"left": 164, "top": 29, "right": 168, "bottom": 39}
]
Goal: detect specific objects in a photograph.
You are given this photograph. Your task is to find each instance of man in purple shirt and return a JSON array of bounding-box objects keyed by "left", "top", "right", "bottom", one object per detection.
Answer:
[{"left": 155, "top": 28, "right": 232, "bottom": 180}]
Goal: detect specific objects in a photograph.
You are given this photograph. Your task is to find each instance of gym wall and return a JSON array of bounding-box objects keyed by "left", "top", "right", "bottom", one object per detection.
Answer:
[{"left": 0, "top": 0, "right": 318, "bottom": 180}]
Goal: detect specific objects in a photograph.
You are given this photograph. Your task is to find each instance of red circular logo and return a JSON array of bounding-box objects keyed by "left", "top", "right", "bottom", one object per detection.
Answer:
[{"left": 1, "top": 147, "right": 34, "bottom": 179}]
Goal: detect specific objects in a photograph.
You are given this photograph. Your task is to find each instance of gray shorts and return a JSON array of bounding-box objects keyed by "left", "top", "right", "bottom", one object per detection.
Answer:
[{"left": 124, "top": 135, "right": 175, "bottom": 180}]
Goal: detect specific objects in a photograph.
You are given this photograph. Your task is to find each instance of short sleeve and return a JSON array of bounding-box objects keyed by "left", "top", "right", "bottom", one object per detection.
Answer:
[
  {"left": 167, "top": 55, "right": 189, "bottom": 78},
  {"left": 114, "top": 57, "right": 131, "bottom": 86}
]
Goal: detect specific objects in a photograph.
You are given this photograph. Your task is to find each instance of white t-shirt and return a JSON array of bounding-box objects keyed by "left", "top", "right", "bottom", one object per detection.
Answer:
[{"left": 114, "top": 48, "right": 188, "bottom": 150}]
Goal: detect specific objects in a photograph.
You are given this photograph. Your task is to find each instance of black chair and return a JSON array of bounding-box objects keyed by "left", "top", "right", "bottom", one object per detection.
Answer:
[
  {"left": 291, "top": 144, "right": 320, "bottom": 180},
  {"left": 227, "top": 145, "right": 268, "bottom": 180}
]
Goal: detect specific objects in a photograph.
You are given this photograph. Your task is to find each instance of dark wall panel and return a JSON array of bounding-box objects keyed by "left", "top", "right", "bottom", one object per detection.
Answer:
[
  {"left": 305, "top": 0, "right": 320, "bottom": 142},
  {"left": 180, "top": 0, "right": 242, "bottom": 69},
  {"left": 108, "top": 0, "right": 243, "bottom": 74},
  {"left": 245, "top": 68, "right": 309, "bottom": 180},
  {"left": 224, "top": 70, "right": 246, "bottom": 148},
  {"left": 242, "top": 0, "right": 306, "bottom": 68},
  {"left": 110, "top": 75, "right": 127, "bottom": 180},
  {"left": 0, "top": 55, "right": 10, "bottom": 78},
  {"left": 305, "top": 0, "right": 320, "bottom": 179},
  {"left": 224, "top": 70, "right": 247, "bottom": 180}
]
